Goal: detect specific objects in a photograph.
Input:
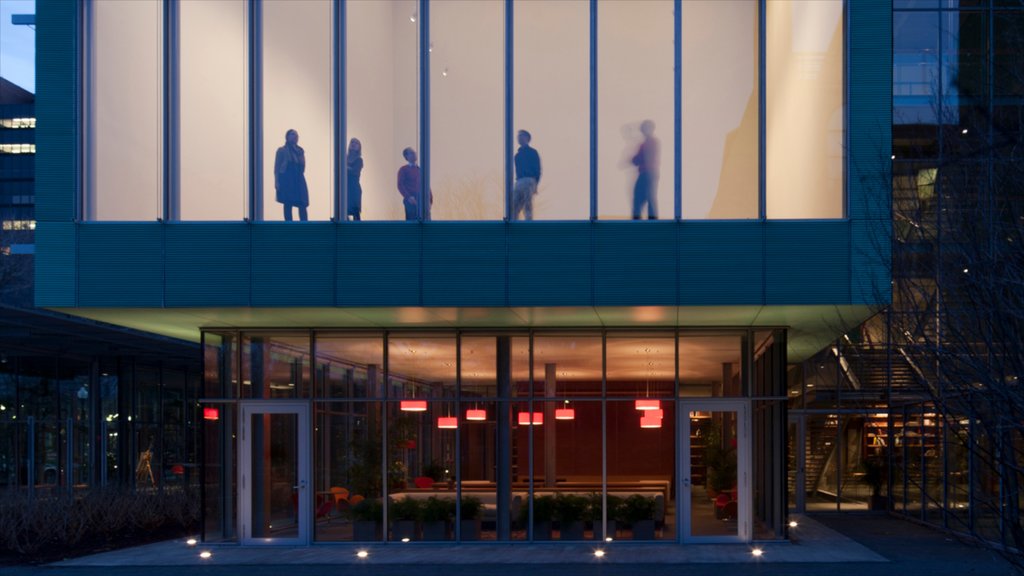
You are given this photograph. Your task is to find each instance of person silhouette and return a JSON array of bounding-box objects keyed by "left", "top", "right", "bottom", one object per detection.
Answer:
[
  {"left": 274, "top": 129, "right": 309, "bottom": 221},
  {"left": 512, "top": 130, "right": 542, "bottom": 221},
  {"left": 397, "top": 147, "right": 431, "bottom": 221},
  {"left": 631, "top": 120, "right": 659, "bottom": 220},
  {"left": 347, "top": 138, "right": 363, "bottom": 221}
]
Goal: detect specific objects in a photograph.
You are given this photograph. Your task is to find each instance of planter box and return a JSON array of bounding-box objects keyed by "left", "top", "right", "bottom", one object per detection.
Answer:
[
  {"left": 630, "top": 519, "right": 656, "bottom": 540},
  {"left": 460, "top": 519, "right": 481, "bottom": 541},
  {"left": 559, "top": 521, "right": 585, "bottom": 541},
  {"left": 605, "top": 520, "right": 618, "bottom": 540},
  {"left": 421, "top": 521, "right": 448, "bottom": 541},
  {"left": 353, "top": 521, "right": 380, "bottom": 542},
  {"left": 532, "top": 521, "right": 552, "bottom": 541},
  {"left": 869, "top": 495, "right": 888, "bottom": 511},
  {"left": 392, "top": 520, "right": 418, "bottom": 541}
]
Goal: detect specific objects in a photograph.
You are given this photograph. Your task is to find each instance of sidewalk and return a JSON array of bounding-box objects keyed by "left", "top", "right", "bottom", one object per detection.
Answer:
[{"left": 5, "top": 514, "right": 1019, "bottom": 576}]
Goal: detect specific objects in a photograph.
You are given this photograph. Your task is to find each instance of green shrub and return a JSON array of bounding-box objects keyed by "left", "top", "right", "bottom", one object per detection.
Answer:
[
  {"left": 459, "top": 496, "right": 483, "bottom": 520},
  {"left": 553, "top": 494, "right": 588, "bottom": 524},
  {"left": 350, "top": 498, "right": 382, "bottom": 522},
  {"left": 390, "top": 496, "right": 422, "bottom": 521},
  {"left": 621, "top": 495, "right": 656, "bottom": 525},
  {"left": 421, "top": 497, "right": 455, "bottom": 523}
]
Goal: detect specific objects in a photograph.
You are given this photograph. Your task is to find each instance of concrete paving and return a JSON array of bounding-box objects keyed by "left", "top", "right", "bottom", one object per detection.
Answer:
[{"left": 5, "top": 513, "right": 1020, "bottom": 576}]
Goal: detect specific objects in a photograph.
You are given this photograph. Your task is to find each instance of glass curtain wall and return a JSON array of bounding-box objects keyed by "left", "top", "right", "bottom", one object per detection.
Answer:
[
  {"left": 597, "top": 0, "right": 674, "bottom": 220},
  {"left": 766, "top": 0, "right": 845, "bottom": 219},
  {"left": 87, "top": 0, "right": 162, "bottom": 221},
  {"left": 680, "top": 1, "right": 759, "bottom": 220},
  {"left": 262, "top": 0, "right": 333, "bottom": 222},
  {"left": 85, "top": 0, "right": 850, "bottom": 223},
  {"left": 512, "top": 0, "right": 589, "bottom": 221},
  {"left": 179, "top": 0, "right": 248, "bottom": 220},
  {"left": 346, "top": 0, "right": 419, "bottom": 221},
  {"left": 202, "top": 328, "right": 783, "bottom": 543}
]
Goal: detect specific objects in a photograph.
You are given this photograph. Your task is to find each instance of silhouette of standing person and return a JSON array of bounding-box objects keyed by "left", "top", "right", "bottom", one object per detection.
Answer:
[
  {"left": 397, "top": 147, "right": 431, "bottom": 221},
  {"left": 631, "top": 120, "right": 659, "bottom": 220},
  {"left": 347, "top": 138, "right": 363, "bottom": 221},
  {"left": 274, "top": 129, "right": 309, "bottom": 221},
  {"left": 512, "top": 130, "right": 542, "bottom": 221}
]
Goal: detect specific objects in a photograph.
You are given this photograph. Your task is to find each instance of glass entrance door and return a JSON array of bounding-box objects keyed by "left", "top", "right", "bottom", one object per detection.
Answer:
[
  {"left": 679, "top": 400, "right": 750, "bottom": 542},
  {"left": 239, "top": 402, "right": 310, "bottom": 545}
]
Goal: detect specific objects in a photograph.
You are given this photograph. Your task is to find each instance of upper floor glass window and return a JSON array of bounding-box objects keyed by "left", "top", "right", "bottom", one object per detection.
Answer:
[{"left": 82, "top": 0, "right": 849, "bottom": 223}]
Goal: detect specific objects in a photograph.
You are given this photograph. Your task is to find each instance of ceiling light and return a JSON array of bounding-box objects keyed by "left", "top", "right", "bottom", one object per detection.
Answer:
[
  {"left": 635, "top": 399, "right": 660, "bottom": 411},
  {"left": 640, "top": 414, "right": 662, "bottom": 429},
  {"left": 555, "top": 407, "right": 575, "bottom": 420},
  {"left": 400, "top": 400, "right": 427, "bottom": 412}
]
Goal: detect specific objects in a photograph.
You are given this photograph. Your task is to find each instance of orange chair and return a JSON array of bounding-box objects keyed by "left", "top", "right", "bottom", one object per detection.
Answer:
[
  {"left": 330, "top": 486, "right": 350, "bottom": 506},
  {"left": 349, "top": 494, "right": 365, "bottom": 507}
]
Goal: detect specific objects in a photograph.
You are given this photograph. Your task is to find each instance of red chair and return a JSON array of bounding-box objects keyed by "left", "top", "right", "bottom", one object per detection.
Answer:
[
  {"left": 315, "top": 499, "right": 334, "bottom": 522},
  {"left": 414, "top": 476, "right": 434, "bottom": 489}
]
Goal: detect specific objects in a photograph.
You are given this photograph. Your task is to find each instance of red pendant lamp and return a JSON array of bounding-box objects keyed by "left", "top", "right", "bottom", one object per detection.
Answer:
[{"left": 400, "top": 400, "right": 427, "bottom": 412}]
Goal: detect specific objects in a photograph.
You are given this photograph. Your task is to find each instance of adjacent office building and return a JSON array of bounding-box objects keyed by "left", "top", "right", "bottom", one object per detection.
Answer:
[{"left": 33, "top": 0, "right": 891, "bottom": 545}]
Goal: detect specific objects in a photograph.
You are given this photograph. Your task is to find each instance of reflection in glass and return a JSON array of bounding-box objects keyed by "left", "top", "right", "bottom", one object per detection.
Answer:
[
  {"left": 681, "top": 1, "right": 758, "bottom": 219},
  {"left": 767, "top": 0, "right": 844, "bottom": 219},
  {"left": 249, "top": 412, "right": 299, "bottom": 539},
  {"left": 607, "top": 400, "right": 674, "bottom": 540},
  {"left": 315, "top": 336, "right": 384, "bottom": 398},
  {"left": 241, "top": 335, "right": 311, "bottom": 399},
  {"left": 688, "top": 409, "right": 738, "bottom": 537},
  {"left": 597, "top": 0, "right": 674, "bottom": 220},
  {"left": 679, "top": 335, "right": 744, "bottom": 397},
  {"left": 263, "top": 0, "right": 332, "bottom": 221},
  {"left": 314, "top": 402, "right": 383, "bottom": 542}
]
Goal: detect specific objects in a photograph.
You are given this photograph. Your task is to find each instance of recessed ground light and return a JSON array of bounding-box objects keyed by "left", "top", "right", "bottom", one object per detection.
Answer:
[
  {"left": 594, "top": 549, "right": 606, "bottom": 558},
  {"left": 788, "top": 521, "right": 798, "bottom": 528},
  {"left": 751, "top": 548, "right": 764, "bottom": 557},
  {"left": 605, "top": 537, "right": 613, "bottom": 542},
  {"left": 401, "top": 537, "right": 410, "bottom": 543},
  {"left": 186, "top": 538, "right": 197, "bottom": 546},
  {"left": 356, "top": 550, "right": 369, "bottom": 559},
  {"left": 199, "top": 551, "right": 212, "bottom": 560}
]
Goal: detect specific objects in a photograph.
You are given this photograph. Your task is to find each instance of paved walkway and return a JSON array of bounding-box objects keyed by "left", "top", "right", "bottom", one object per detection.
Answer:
[{"left": 6, "top": 514, "right": 1020, "bottom": 576}]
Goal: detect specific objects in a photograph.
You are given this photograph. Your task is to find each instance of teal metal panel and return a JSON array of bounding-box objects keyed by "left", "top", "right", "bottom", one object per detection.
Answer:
[
  {"left": 35, "top": 0, "right": 79, "bottom": 223},
  {"left": 337, "top": 223, "right": 422, "bottom": 306},
  {"left": 508, "top": 222, "right": 592, "bottom": 306},
  {"left": 765, "top": 221, "right": 850, "bottom": 305},
  {"left": 252, "top": 224, "right": 335, "bottom": 306},
  {"left": 679, "top": 222, "right": 764, "bottom": 306},
  {"left": 422, "top": 223, "right": 507, "bottom": 306},
  {"left": 165, "top": 224, "right": 251, "bottom": 306},
  {"left": 77, "top": 224, "right": 163, "bottom": 306},
  {"left": 33, "top": 222, "right": 77, "bottom": 307},
  {"left": 594, "top": 222, "right": 677, "bottom": 306},
  {"left": 851, "top": 219, "right": 891, "bottom": 306},
  {"left": 847, "top": 0, "right": 892, "bottom": 222}
]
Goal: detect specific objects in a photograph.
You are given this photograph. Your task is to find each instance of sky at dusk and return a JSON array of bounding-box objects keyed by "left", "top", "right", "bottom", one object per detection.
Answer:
[{"left": 0, "top": 0, "right": 36, "bottom": 93}]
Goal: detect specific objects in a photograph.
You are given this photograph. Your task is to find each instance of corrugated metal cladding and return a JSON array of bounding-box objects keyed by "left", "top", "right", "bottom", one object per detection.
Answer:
[
  {"left": 33, "top": 0, "right": 892, "bottom": 311},
  {"left": 65, "top": 220, "right": 870, "bottom": 309}
]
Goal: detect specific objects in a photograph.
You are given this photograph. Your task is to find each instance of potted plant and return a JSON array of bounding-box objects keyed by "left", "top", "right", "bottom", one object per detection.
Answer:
[
  {"left": 622, "top": 494, "right": 657, "bottom": 540},
  {"left": 459, "top": 496, "right": 483, "bottom": 541},
  {"left": 704, "top": 422, "right": 737, "bottom": 499},
  {"left": 420, "top": 496, "right": 454, "bottom": 541},
  {"left": 422, "top": 461, "right": 446, "bottom": 482},
  {"left": 390, "top": 496, "right": 421, "bottom": 541},
  {"left": 554, "top": 493, "right": 588, "bottom": 540},
  {"left": 351, "top": 498, "right": 382, "bottom": 541},
  {"left": 861, "top": 454, "right": 888, "bottom": 511},
  {"left": 520, "top": 495, "right": 556, "bottom": 540}
]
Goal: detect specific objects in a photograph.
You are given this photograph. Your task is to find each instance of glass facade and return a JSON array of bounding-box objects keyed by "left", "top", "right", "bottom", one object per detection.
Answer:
[
  {"left": 201, "top": 329, "right": 786, "bottom": 543},
  {"left": 83, "top": 0, "right": 846, "bottom": 223}
]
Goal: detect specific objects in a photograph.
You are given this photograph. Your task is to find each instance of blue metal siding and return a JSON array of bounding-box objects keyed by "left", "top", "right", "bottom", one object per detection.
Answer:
[
  {"left": 336, "top": 223, "right": 421, "bottom": 306},
  {"left": 594, "top": 222, "right": 677, "bottom": 306},
  {"left": 33, "top": 221, "right": 76, "bottom": 307},
  {"left": 679, "top": 222, "right": 764, "bottom": 305},
  {"left": 847, "top": 0, "right": 892, "bottom": 222},
  {"left": 252, "top": 223, "right": 336, "bottom": 306},
  {"left": 165, "top": 224, "right": 251, "bottom": 306},
  {"left": 765, "top": 221, "right": 850, "bottom": 305},
  {"left": 34, "top": 0, "right": 78, "bottom": 224},
  {"left": 422, "top": 223, "right": 506, "bottom": 307},
  {"left": 77, "top": 224, "right": 163, "bottom": 306},
  {"left": 508, "top": 223, "right": 592, "bottom": 306},
  {"left": 851, "top": 219, "right": 891, "bottom": 306}
]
